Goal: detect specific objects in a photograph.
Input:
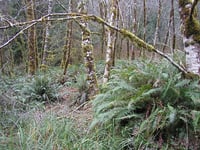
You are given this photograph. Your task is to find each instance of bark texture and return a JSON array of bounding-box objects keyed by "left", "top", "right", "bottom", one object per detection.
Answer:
[
  {"left": 41, "top": 0, "right": 53, "bottom": 69},
  {"left": 25, "top": 0, "right": 37, "bottom": 75},
  {"left": 179, "top": 0, "right": 200, "bottom": 74},
  {"left": 103, "top": 0, "right": 118, "bottom": 83},
  {"left": 99, "top": 0, "right": 107, "bottom": 58},
  {"left": 78, "top": 1, "right": 99, "bottom": 99},
  {"left": 63, "top": 0, "right": 73, "bottom": 75}
]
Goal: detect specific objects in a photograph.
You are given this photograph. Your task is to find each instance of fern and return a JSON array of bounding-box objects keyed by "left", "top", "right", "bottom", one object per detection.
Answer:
[{"left": 91, "top": 59, "right": 200, "bottom": 149}]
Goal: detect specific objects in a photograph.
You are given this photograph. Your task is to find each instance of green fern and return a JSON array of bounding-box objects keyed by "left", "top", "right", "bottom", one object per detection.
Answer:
[{"left": 91, "top": 59, "right": 200, "bottom": 149}]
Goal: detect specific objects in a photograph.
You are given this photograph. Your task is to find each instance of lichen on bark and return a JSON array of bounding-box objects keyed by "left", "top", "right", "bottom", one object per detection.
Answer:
[
  {"left": 179, "top": 0, "right": 200, "bottom": 75},
  {"left": 78, "top": 1, "right": 99, "bottom": 99},
  {"left": 185, "top": 17, "right": 200, "bottom": 43}
]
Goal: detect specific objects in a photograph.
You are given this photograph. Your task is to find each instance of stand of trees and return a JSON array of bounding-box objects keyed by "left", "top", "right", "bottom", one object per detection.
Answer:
[{"left": 0, "top": 0, "right": 200, "bottom": 95}]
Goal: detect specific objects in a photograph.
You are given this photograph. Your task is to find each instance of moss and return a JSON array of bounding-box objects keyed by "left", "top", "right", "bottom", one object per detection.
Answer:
[
  {"left": 40, "top": 64, "right": 48, "bottom": 71},
  {"left": 83, "top": 44, "right": 93, "bottom": 52},
  {"left": 90, "top": 16, "right": 105, "bottom": 25},
  {"left": 120, "top": 29, "right": 155, "bottom": 51},
  {"left": 179, "top": 0, "right": 192, "bottom": 7},
  {"left": 185, "top": 17, "right": 200, "bottom": 43}
]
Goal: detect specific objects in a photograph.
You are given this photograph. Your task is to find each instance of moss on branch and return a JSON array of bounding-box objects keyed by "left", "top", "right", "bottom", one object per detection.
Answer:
[{"left": 119, "top": 29, "right": 154, "bottom": 51}]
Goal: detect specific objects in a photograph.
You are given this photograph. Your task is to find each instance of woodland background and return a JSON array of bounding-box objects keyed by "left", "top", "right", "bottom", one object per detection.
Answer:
[{"left": 0, "top": 0, "right": 200, "bottom": 150}]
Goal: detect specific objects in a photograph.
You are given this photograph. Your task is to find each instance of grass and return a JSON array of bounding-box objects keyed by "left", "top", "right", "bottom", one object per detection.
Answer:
[{"left": 0, "top": 60, "right": 199, "bottom": 150}]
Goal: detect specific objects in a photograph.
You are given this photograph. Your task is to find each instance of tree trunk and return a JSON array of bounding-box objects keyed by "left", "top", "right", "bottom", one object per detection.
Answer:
[
  {"left": 63, "top": 0, "right": 73, "bottom": 75},
  {"left": 178, "top": 0, "right": 200, "bottom": 75},
  {"left": 41, "top": 0, "right": 53, "bottom": 70},
  {"left": 78, "top": 1, "right": 99, "bottom": 99},
  {"left": 171, "top": 0, "right": 176, "bottom": 54},
  {"left": 99, "top": 0, "right": 107, "bottom": 58},
  {"left": 152, "top": 0, "right": 162, "bottom": 60},
  {"left": 130, "top": 0, "right": 137, "bottom": 60},
  {"left": 127, "top": 39, "right": 130, "bottom": 60},
  {"left": 0, "top": 50, "right": 4, "bottom": 74},
  {"left": 140, "top": 0, "right": 147, "bottom": 58},
  {"left": 163, "top": 0, "right": 175, "bottom": 54},
  {"left": 25, "top": 0, "right": 37, "bottom": 75},
  {"left": 103, "top": 0, "right": 118, "bottom": 83}
]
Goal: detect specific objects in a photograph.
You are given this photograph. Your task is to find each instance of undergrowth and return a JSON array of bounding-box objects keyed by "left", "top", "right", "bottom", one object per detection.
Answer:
[
  {"left": 0, "top": 60, "right": 200, "bottom": 150},
  {"left": 92, "top": 59, "right": 200, "bottom": 149}
]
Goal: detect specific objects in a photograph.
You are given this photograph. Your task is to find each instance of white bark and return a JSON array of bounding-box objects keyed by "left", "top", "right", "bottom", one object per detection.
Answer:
[
  {"left": 179, "top": 0, "right": 200, "bottom": 75},
  {"left": 184, "top": 37, "right": 200, "bottom": 74},
  {"left": 103, "top": 0, "right": 117, "bottom": 83},
  {"left": 42, "top": 0, "right": 53, "bottom": 66},
  {"left": 78, "top": 1, "right": 99, "bottom": 98}
]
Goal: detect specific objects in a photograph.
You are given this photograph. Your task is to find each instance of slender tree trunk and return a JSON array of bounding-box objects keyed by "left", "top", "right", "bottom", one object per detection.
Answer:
[
  {"left": 143, "top": 0, "right": 146, "bottom": 42},
  {"left": 41, "top": 0, "right": 53, "bottom": 69},
  {"left": 152, "top": 0, "right": 162, "bottom": 60},
  {"left": 153, "top": 0, "right": 162, "bottom": 47},
  {"left": 0, "top": 51, "right": 4, "bottom": 74},
  {"left": 140, "top": 0, "right": 147, "bottom": 58},
  {"left": 171, "top": 0, "right": 176, "bottom": 54},
  {"left": 63, "top": 0, "right": 73, "bottom": 75},
  {"left": 163, "top": 0, "right": 174, "bottom": 53},
  {"left": 103, "top": 0, "right": 118, "bottom": 83},
  {"left": 178, "top": 0, "right": 200, "bottom": 74},
  {"left": 119, "top": 37, "right": 124, "bottom": 59},
  {"left": 112, "top": 0, "right": 120, "bottom": 66},
  {"left": 99, "top": 0, "right": 107, "bottom": 58},
  {"left": 127, "top": 39, "right": 130, "bottom": 59},
  {"left": 25, "top": 0, "right": 37, "bottom": 75},
  {"left": 112, "top": 31, "right": 117, "bottom": 66},
  {"left": 131, "top": 0, "right": 137, "bottom": 60},
  {"left": 78, "top": 1, "right": 99, "bottom": 98}
]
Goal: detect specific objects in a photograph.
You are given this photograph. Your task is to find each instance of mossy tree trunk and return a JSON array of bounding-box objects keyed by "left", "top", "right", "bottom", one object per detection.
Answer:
[
  {"left": 78, "top": 1, "right": 99, "bottom": 99},
  {"left": 63, "top": 0, "right": 73, "bottom": 75},
  {"left": 41, "top": 0, "right": 53, "bottom": 70},
  {"left": 103, "top": 0, "right": 118, "bottom": 83},
  {"left": 179, "top": 0, "right": 200, "bottom": 75},
  {"left": 112, "top": 0, "right": 120, "bottom": 66},
  {"left": 25, "top": 0, "right": 37, "bottom": 75},
  {"left": 99, "top": 0, "right": 107, "bottom": 58}
]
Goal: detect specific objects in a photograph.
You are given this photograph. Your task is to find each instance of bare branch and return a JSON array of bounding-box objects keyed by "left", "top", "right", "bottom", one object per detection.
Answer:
[
  {"left": 0, "top": 22, "right": 37, "bottom": 50},
  {"left": 0, "top": 13, "right": 188, "bottom": 75}
]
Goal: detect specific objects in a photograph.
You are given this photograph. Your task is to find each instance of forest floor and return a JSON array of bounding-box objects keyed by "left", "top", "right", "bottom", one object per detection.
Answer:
[{"left": 32, "top": 86, "right": 93, "bottom": 133}]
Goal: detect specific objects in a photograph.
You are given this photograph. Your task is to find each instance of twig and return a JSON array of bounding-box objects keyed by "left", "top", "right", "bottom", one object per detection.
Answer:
[{"left": 70, "top": 101, "right": 88, "bottom": 113}]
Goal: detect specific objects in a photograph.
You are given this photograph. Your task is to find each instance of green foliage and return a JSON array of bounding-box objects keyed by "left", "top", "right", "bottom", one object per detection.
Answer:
[
  {"left": 0, "top": 114, "right": 79, "bottom": 150},
  {"left": 75, "top": 73, "right": 88, "bottom": 93},
  {"left": 91, "top": 59, "right": 200, "bottom": 149},
  {"left": 1, "top": 60, "right": 200, "bottom": 150},
  {"left": 23, "top": 76, "right": 58, "bottom": 103}
]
